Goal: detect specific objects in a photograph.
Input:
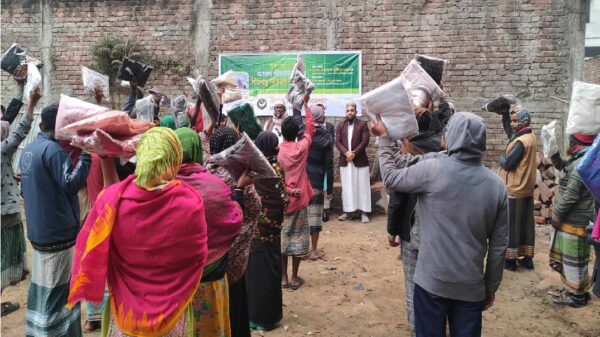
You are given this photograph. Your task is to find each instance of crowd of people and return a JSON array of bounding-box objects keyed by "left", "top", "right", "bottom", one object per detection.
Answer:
[{"left": 0, "top": 63, "right": 598, "bottom": 337}]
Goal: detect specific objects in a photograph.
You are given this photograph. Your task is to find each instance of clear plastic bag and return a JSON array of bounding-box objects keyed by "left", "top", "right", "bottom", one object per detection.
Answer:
[
  {"left": 55, "top": 95, "right": 110, "bottom": 139},
  {"left": 400, "top": 59, "right": 445, "bottom": 111},
  {"left": 566, "top": 81, "right": 600, "bottom": 135},
  {"left": 541, "top": 120, "right": 558, "bottom": 158},
  {"left": 286, "top": 55, "right": 315, "bottom": 111},
  {"left": 212, "top": 70, "right": 242, "bottom": 103},
  {"left": 23, "top": 61, "right": 41, "bottom": 104},
  {"left": 1, "top": 43, "right": 41, "bottom": 80},
  {"left": 187, "top": 75, "right": 221, "bottom": 123},
  {"left": 81, "top": 66, "right": 109, "bottom": 101},
  {"left": 60, "top": 110, "right": 154, "bottom": 138},
  {"left": 70, "top": 129, "right": 142, "bottom": 161},
  {"left": 209, "top": 133, "right": 277, "bottom": 180},
  {"left": 360, "top": 77, "right": 418, "bottom": 141},
  {"left": 135, "top": 95, "right": 154, "bottom": 122}
]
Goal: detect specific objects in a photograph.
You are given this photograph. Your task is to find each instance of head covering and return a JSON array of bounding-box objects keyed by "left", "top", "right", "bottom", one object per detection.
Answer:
[
  {"left": 311, "top": 105, "right": 325, "bottom": 123},
  {"left": 175, "top": 127, "right": 203, "bottom": 164},
  {"left": 444, "top": 112, "right": 486, "bottom": 164},
  {"left": 177, "top": 114, "right": 191, "bottom": 128},
  {"left": 160, "top": 115, "right": 176, "bottom": 130},
  {"left": 568, "top": 133, "right": 596, "bottom": 155},
  {"left": 255, "top": 131, "right": 279, "bottom": 158},
  {"left": 515, "top": 109, "right": 531, "bottom": 129},
  {"left": 134, "top": 127, "right": 183, "bottom": 189},
  {"left": 171, "top": 95, "right": 188, "bottom": 113},
  {"left": 273, "top": 98, "right": 286, "bottom": 110},
  {"left": 209, "top": 127, "right": 239, "bottom": 155},
  {"left": 1, "top": 121, "right": 9, "bottom": 141},
  {"left": 571, "top": 133, "right": 595, "bottom": 145}
]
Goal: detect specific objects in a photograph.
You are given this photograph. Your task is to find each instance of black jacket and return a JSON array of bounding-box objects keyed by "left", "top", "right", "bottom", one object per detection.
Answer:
[{"left": 307, "top": 124, "right": 334, "bottom": 191}]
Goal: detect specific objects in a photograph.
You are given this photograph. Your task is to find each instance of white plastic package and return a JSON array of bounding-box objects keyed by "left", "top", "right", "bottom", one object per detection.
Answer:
[
  {"left": 212, "top": 71, "right": 242, "bottom": 103},
  {"left": 400, "top": 59, "right": 445, "bottom": 111},
  {"left": 81, "top": 66, "right": 109, "bottom": 101},
  {"left": 360, "top": 77, "right": 418, "bottom": 141},
  {"left": 23, "top": 61, "right": 41, "bottom": 104},
  {"left": 286, "top": 55, "right": 315, "bottom": 111},
  {"left": 566, "top": 81, "right": 600, "bottom": 135},
  {"left": 541, "top": 120, "right": 558, "bottom": 158},
  {"left": 135, "top": 95, "right": 155, "bottom": 122},
  {"left": 209, "top": 133, "right": 277, "bottom": 180}
]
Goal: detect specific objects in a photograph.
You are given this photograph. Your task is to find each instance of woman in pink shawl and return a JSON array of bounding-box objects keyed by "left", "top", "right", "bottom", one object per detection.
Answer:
[
  {"left": 68, "top": 127, "right": 208, "bottom": 337},
  {"left": 174, "top": 127, "right": 245, "bottom": 336}
]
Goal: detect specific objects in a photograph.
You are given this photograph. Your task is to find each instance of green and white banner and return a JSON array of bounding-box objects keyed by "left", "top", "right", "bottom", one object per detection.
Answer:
[{"left": 219, "top": 51, "right": 362, "bottom": 117}]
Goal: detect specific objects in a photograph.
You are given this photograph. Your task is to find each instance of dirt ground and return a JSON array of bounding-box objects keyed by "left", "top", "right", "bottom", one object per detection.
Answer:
[{"left": 1, "top": 214, "right": 599, "bottom": 337}]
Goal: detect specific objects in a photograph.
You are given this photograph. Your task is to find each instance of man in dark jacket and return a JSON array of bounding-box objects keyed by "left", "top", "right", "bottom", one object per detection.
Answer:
[
  {"left": 335, "top": 101, "right": 371, "bottom": 223},
  {"left": 20, "top": 105, "right": 90, "bottom": 337},
  {"left": 316, "top": 103, "right": 335, "bottom": 222},
  {"left": 306, "top": 105, "right": 334, "bottom": 260}
]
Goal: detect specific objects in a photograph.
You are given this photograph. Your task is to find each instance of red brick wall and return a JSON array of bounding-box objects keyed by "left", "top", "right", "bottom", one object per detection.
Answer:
[{"left": 1, "top": 0, "right": 585, "bottom": 168}]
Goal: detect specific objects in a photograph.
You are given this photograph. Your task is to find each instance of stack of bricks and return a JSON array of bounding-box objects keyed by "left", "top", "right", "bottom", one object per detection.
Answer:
[{"left": 533, "top": 152, "right": 560, "bottom": 225}]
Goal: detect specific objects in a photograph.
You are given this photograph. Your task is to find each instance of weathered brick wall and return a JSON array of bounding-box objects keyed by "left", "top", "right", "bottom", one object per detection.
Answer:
[{"left": 1, "top": 0, "right": 586, "bottom": 169}]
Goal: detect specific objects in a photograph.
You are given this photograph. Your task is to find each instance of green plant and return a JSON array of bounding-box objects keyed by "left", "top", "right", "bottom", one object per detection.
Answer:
[{"left": 90, "top": 33, "right": 142, "bottom": 83}]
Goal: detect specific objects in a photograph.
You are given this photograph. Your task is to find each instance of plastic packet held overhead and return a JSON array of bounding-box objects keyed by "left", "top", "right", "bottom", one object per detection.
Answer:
[
  {"left": 116, "top": 58, "right": 153, "bottom": 87},
  {"left": 135, "top": 95, "right": 155, "bottom": 122},
  {"left": 59, "top": 110, "right": 154, "bottom": 139},
  {"left": 227, "top": 103, "right": 262, "bottom": 140},
  {"left": 187, "top": 75, "right": 221, "bottom": 123},
  {"left": 212, "top": 70, "right": 242, "bottom": 103},
  {"left": 55, "top": 95, "right": 110, "bottom": 139},
  {"left": 566, "top": 81, "right": 600, "bottom": 135},
  {"left": 286, "top": 55, "right": 315, "bottom": 111},
  {"left": 209, "top": 133, "right": 277, "bottom": 181},
  {"left": 400, "top": 59, "right": 445, "bottom": 111},
  {"left": 23, "top": 61, "right": 41, "bottom": 104},
  {"left": 1, "top": 43, "right": 42, "bottom": 80},
  {"left": 81, "top": 66, "right": 110, "bottom": 101},
  {"left": 360, "top": 77, "right": 418, "bottom": 141},
  {"left": 70, "top": 129, "right": 143, "bottom": 161},
  {"left": 414, "top": 54, "right": 447, "bottom": 86},
  {"left": 541, "top": 120, "right": 559, "bottom": 158}
]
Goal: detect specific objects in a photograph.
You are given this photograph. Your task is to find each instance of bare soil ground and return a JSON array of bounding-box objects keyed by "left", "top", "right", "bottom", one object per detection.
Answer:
[{"left": 2, "top": 214, "right": 599, "bottom": 337}]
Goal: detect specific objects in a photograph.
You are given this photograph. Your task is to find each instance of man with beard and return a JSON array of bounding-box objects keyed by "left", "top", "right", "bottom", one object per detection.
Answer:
[
  {"left": 335, "top": 101, "right": 371, "bottom": 223},
  {"left": 264, "top": 99, "right": 288, "bottom": 143}
]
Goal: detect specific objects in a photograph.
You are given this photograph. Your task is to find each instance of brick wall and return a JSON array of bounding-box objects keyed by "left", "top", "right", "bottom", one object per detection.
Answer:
[{"left": 1, "top": 0, "right": 587, "bottom": 169}]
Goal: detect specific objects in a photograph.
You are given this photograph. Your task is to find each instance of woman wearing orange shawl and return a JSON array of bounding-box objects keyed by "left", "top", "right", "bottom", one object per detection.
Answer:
[{"left": 67, "top": 127, "right": 208, "bottom": 337}]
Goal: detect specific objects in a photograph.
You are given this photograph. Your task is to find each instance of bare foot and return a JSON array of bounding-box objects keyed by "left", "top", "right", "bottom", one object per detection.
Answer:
[{"left": 84, "top": 320, "right": 101, "bottom": 333}]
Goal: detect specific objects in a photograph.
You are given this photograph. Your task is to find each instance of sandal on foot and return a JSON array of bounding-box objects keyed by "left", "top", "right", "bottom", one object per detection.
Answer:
[
  {"left": 1, "top": 302, "right": 20, "bottom": 317},
  {"left": 289, "top": 277, "right": 305, "bottom": 291},
  {"left": 281, "top": 282, "right": 290, "bottom": 289}
]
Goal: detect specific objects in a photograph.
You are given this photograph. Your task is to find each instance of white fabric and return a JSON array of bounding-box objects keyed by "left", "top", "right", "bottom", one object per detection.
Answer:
[
  {"left": 342, "top": 123, "right": 371, "bottom": 212},
  {"left": 263, "top": 120, "right": 284, "bottom": 144},
  {"left": 340, "top": 164, "right": 371, "bottom": 213}
]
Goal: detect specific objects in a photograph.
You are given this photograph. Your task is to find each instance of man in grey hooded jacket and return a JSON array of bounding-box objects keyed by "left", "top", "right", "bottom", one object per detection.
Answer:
[{"left": 372, "top": 112, "right": 508, "bottom": 337}]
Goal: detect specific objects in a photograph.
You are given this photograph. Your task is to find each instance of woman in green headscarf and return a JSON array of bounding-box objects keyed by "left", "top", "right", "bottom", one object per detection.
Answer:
[
  {"left": 174, "top": 127, "right": 244, "bottom": 337},
  {"left": 68, "top": 127, "right": 209, "bottom": 337},
  {"left": 160, "top": 114, "right": 177, "bottom": 130}
]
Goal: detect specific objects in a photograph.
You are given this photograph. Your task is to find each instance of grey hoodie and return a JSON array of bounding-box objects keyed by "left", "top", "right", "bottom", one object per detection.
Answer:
[{"left": 378, "top": 112, "right": 508, "bottom": 302}]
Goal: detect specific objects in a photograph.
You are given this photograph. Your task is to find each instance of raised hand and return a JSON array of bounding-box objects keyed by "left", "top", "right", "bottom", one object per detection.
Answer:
[{"left": 370, "top": 113, "right": 388, "bottom": 137}]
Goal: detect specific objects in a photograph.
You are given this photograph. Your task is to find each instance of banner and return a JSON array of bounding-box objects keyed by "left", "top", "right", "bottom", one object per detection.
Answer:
[{"left": 219, "top": 51, "right": 362, "bottom": 117}]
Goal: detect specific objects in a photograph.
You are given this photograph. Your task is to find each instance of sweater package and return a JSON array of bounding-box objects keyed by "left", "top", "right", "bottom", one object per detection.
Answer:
[{"left": 209, "top": 133, "right": 277, "bottom": 180}]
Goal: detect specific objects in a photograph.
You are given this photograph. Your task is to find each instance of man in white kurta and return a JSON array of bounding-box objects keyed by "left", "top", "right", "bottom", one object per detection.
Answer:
[{"left": 335, "top": 102, "right": 371, "bottom": 223}]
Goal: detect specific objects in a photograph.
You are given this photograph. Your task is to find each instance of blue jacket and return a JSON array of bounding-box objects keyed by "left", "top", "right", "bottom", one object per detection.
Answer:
[{"left": 19, "top": 132, "right": 91, "bottom": 247}]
